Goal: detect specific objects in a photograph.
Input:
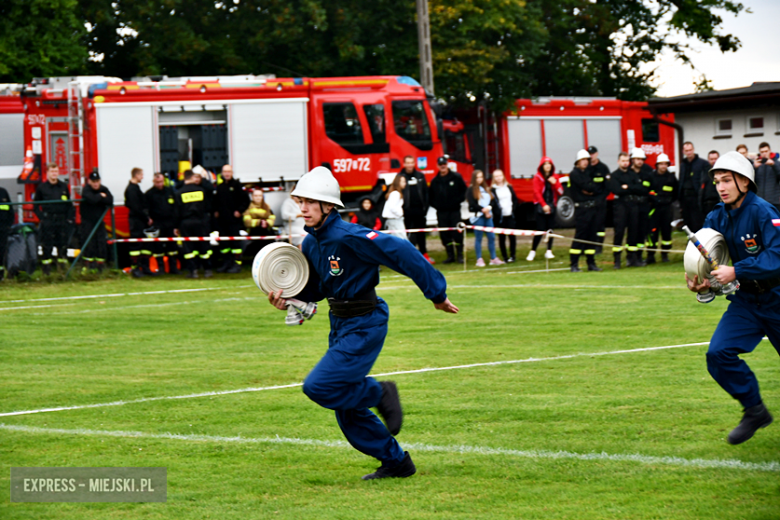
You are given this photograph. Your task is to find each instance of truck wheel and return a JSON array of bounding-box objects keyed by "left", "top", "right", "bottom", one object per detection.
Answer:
[{"left": 555, "top": 195, "right": 575, "bottom": 228}]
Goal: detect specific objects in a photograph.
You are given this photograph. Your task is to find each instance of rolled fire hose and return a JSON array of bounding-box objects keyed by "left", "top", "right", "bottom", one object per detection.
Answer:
[
  {"left": 683, "top": 227, "right": 737, "bottom": 303},
  {"left": 251, "top": 243, "right": 317, "bottom": 324}
]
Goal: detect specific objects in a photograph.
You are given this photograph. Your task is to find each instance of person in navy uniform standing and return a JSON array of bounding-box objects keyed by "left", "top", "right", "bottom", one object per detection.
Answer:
[
  {"left": 686, "top": 151, "right": 780, "bottom": 445},
  {"left": 268, "top": 167, "right": 459, "bottom": 480}
]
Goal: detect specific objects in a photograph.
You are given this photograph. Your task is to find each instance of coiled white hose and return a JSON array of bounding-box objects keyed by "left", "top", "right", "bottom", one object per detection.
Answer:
[
  {"left": 684, "top": 228, "right": 731, "bottom": 283},
  {"left": 251, "top": 243, "right": 309, "bottom": 297}
]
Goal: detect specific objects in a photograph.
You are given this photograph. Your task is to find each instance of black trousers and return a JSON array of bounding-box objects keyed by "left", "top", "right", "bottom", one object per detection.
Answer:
[
  {"left": 181, "top": 218, "right": 212, "bottom": 271},
  {"left": 637, "top": 200, "right": 652, "bottom": 252},
  {"left": 681, "top": 192, "right": 704, "bottom": 232},
  {"left": 0, "top": 216, "right": 11, "bottom": 269},
  {"left": 39, "top": 217, "right": 71, "bottom": 265},
  {"left": 437, "top": 209, "right": 462, "bottom": 254},
  {"left": 532, "top": 211, "right": 555, "bottom": 250},
  {"left": 80, "top": 218, "right": 108, "bottom": 263},
  {"left": 217, "top": 218, "right": 244, "bottom": 261},
  {"left": 404, "top": 213, "right": 427, "bottom": 254},
  {"left": 613, "top": 202, "right": 639, "bottom": 255},
  {"left": 595, "top": 200, "right": 607, "bottom": 243},
  {"left": 129, "top": 217, "right": 149, "bottom": 266},
  {"left": 497, "top": 215, "right": 516, "bottom": 260},
  {"left": 571, "top": 205, "right": 598, "bottom": 259},
  {"left": 649, "top": 204, "right": 673, "bottom": 254}
]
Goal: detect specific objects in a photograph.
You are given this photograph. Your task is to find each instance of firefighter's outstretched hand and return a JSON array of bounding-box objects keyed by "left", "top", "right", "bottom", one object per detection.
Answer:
[
  {"left": 686, "top": 273, "right": 710, "bottom": 293},
  {"left": 711, "top": 266, "right": 736, "bottom": 285},
  {"left": 434, "top": 298, "right": 459, "bottom": 314},
  {"left": 268, "top": 290, "right": 287, "bottom": 310}
]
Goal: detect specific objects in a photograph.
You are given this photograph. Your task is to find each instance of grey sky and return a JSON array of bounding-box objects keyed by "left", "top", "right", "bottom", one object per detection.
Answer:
[{"left": 647, "top": 0, "right": 780, "bottom": 97}]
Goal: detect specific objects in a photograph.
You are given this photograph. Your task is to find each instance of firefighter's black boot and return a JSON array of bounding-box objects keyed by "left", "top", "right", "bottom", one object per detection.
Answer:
[
  {"left": 727, "top": 403, "right": 773, "bottom": 445},
  {"left": 455, "top": 245, "right": 464, "bottom": 264},
  {"left": 361, "top": 451, "right": 416, "bottom": 480},
  {"left": 167, "top": 256, "right": 180, "bottom": 275},
  {"left": 375, "top": 381, "right": 403, "bottom": 436},
  {"left": 570, "top": 254, "right": 581, "bottom": 272},
  {"left": 442, "top": 245, "right": 456, "bottom": 264},
  {"left": 646, "top": 251, "right": 657, "bottom": 264},
  {"left": 141, "top": 255, "right": 156, "bottom": 276},
  {"left": 613, "top": 252, "right": 621, "bottom": 269},
  {"left": 226, "top": 256, "right": 242, "bottom": 274},
  {"left": 586, "top": 255, "right": 602, "bottom": 272},
  {"left": 216, "top": 258, "right": 232, "bottom": 273},
  {"left": 661, "top": 251, "right": 670, "bottom": 263}
]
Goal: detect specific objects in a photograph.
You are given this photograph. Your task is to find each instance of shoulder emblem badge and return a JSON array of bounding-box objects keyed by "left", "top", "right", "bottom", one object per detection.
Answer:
[
  {"left": 328, "top": 255, "right": 343, "bottom": 276},
  {"left": 741, "top": 233, "right": 761, "bottom": 255}
]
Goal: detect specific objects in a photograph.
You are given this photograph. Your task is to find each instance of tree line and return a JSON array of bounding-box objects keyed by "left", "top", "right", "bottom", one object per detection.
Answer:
[{"left": 0, "top": 0, "right": 745, "bottom": 109}]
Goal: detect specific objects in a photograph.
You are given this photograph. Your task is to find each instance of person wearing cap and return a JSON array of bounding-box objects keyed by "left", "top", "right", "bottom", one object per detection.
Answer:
[
  {"left": 678, "top": 141, "right": 710, "bottom": 232},
  {"left": 267, "top": 166, "right": 459, "bottom": 480},
  {"left": 686, "top": 151, "right": 780, "bottom": 445},
  {"left": 586, "top": 146, "right": 611, "bottom": 254},
  {"left": 569, "top": 149, "right": 602, "bottom": 272},
  {"left": 629, "top": 148, "right": 654, "bottom": 266},
  {"left": 33, "top": 163, "right": 75, "bottom": 275},
  {"left": 429, "top": 156, "right": 467, "bottom": 263},
  {"left": 398, "top": 155, "right": 433, "bottom": 263},
  {"left": 609, "top": 152, "right": 644, "bottom": 268},
  {"left": 79, "top": 171, "right": 114, "bottom": 273},
  {"left": 646, "top": 154, "right": 677, "bottom": 264},
  {"left": 145, "top": 172, "right": 181, "bottom": 274}
]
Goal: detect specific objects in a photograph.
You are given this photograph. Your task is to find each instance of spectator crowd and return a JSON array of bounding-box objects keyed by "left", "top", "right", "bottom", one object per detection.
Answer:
[{"left": 2, "top": 139, "right": 779, "bottom": 280}]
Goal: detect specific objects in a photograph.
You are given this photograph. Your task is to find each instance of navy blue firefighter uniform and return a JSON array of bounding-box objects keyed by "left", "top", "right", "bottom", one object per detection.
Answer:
[
  {"left": 33, "top": 179, "right": 74, "bottom": 274},
  {"left": 145, "top": 183, "right": 180, "bottom": 274},
  {"left": 79, "top": 182, "right": 113, "bottom": 271},
  {"left": 703, "top": 190, "right": 780, "bottom": 441},
  {"left": 647, "top": 168, "right": 678, "bottom": 264},
  {"left": 296, "top": 211, "right": 447, "bottom": 469},
  {"left": 0, "top": 187, "right": 12, "bottom": 280},
  {"left": 176, "top": 183, "right": 212, "bottom": 276},
  {"left": 569, "top": 164, "right": 604, "bottom": 271},
  {"left": 125, "top": 181, "right": 151, "bottom": 274}
]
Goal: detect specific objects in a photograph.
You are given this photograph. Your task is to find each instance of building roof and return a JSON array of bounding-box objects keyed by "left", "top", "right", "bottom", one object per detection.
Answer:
[{"left": 648, "top": 82, "right": 780, "bottom": 114}]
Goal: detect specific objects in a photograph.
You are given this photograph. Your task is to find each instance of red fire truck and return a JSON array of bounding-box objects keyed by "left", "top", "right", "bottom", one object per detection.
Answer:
[
  {"left": 449, "top": 97, "right": 677, "bottom": 226},
  {"left": 0, "top": 86, "right": 25, "bottom": 199},
  {"left": 17, "top": 74, "right": 457, "bottom": 233}
]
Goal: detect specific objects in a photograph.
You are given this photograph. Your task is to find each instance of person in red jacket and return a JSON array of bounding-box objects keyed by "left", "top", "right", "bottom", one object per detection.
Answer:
[{"left": 527, "top": 156, "right": 564, "bottom": 260}]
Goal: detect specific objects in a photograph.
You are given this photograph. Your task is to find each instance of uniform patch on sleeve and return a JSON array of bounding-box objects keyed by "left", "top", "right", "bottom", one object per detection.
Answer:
[
  {"left": 366, "top": 231, "right": 378, "bottom": 240},
  {"left": 773, "top": 219, "right": 780, "bottom": 227}
]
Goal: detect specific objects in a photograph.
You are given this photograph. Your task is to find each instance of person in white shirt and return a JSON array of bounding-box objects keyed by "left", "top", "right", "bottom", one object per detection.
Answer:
[
  {"left": 382, "top": 175, "right": 409, "bottom": 240},
  {"left": 490, "top": 169, "right": 520, "bottom": 262}
]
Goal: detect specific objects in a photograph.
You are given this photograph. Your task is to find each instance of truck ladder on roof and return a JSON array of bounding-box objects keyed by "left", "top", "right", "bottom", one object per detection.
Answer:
[{"left": 67, "top": 81, "right": 85, "bottom": 195}]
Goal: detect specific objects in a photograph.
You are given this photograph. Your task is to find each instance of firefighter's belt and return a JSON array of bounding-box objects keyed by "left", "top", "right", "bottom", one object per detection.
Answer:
[
  {"left": 739, "top": 278, "right": 780, "bottom": 295},
  {"left": 574, "top": 200, "right": 597, "bottom": 209},
  {"left": 328, "top": 289, "right": 378, "bottom": 318}
]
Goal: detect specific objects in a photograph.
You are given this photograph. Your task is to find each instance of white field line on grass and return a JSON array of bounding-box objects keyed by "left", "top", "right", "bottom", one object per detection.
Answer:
[
  {"left": 0, "top": 285, "right": 254, "bottom": 306},
  {"left": 17, "top": 296, "right": 260, "bottom": 316},
  {"left": 0, "top": 423, "right": 776, "bottom": 473},
  {"left": 0, "top": 341, "right": 713, "bottom": 418}
]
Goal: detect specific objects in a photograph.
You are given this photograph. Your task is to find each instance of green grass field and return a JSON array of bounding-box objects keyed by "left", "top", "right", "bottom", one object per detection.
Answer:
[{"left": 1, "top": 233, "right": 778, "bottom": 519}]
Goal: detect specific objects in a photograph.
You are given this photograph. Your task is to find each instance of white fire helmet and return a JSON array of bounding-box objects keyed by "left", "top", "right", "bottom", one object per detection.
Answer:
[
  {"left": 291, "top": 166, "right": 344, "bottom": 208},
  {"left": 656, "top": 153, "right": 670, "bottom": 165},
  {"left": 630, "top": 147, "right": 646, "bottom": 160},
  {"left": 575, "top": 149, "right": 590, "bottom": 163},
  {"left": 709, "top": 151, "right": 757, "bottom": 192}
]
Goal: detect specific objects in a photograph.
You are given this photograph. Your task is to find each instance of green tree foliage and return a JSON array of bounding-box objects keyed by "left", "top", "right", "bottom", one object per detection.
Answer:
[
  {"left": 531, "top": 0, "right": 745, "bottom": 100},
  {"left": 1, "top": 0, "right": 746, "bottom": 106},
  {"left": 0, "top": 0, "right": 88, "bottom": 82}
]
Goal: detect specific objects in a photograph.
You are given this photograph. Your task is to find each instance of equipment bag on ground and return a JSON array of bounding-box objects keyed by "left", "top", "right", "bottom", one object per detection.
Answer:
[{"left": 6, "top": 223, "right": 38, "bottom": 276}]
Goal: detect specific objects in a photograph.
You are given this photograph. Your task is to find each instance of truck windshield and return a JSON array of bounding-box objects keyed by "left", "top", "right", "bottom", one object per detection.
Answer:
[
  {"left": 444, "top": 130, "right": 469, "bottom": 164},
  {"left": 392, "top": 100, "right": 432, "bottom": 150}
]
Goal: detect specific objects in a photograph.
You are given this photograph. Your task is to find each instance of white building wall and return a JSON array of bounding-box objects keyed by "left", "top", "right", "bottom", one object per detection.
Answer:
[{"left": 675, "top": 105, "right": 780, "bottom": 158}]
